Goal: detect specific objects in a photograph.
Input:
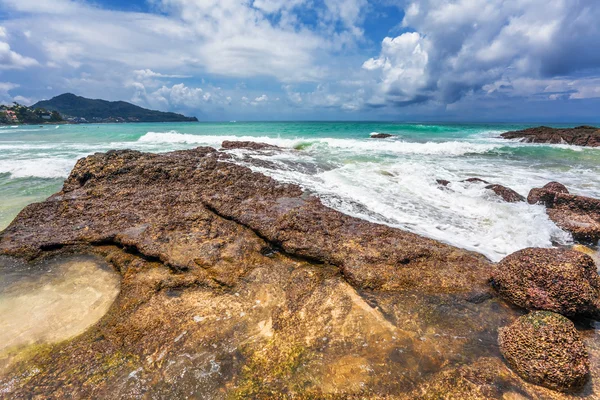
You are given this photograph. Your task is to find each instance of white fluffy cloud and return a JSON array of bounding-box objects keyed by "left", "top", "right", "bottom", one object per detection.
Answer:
[
  {"left": 0, "top": 26, "right": 38, "bottom": 70},
  {"left": 365, "top": 0, "right": 600, "bottom": 106}
]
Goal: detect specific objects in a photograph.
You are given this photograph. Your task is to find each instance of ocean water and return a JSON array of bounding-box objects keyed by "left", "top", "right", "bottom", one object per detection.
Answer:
[{"left": 1, "top": 122, "right": 599, "bottom": 262}]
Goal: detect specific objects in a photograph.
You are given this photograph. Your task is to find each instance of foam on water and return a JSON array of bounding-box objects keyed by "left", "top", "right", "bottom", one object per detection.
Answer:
[
  {"left": 1, "top": 123, "right": 599, "bottom": 262},
  {"left": 237, "top": 152, "right": 574, "bottom": 261},
  {"left": 0, "top": 158, "right": 77, "bottom": 179},
  {"left": 138, "top": 131, "right": 501, "bottom": 156}
]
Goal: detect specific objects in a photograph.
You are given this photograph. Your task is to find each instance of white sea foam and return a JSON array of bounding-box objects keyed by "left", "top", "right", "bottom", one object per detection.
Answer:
[
  {"left": 245, "top": 157, "right": 573, "bottom": 261},
  {"left": 3, "top": 128, "right": 597, "bottom": 262},
  {"left": 137, "top": 131, "right": 501, "bottom": 156},
  {"left": 0, "top": 158, "right": 77, "bottom": 179}
]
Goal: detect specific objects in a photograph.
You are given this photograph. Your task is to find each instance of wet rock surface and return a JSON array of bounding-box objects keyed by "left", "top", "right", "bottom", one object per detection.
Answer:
[
  {"left": 370, "top": 133, "right": 395, "bottom": 138},
  {"left": 528, "top": 182, "right": 600, "bottom": 243},
  {"left": 221, "top": 140, "right": 282, "bottom": 151},
  {"left": 528, "top": 181, "right": 569, "bottom": 205},
  {"left": 501, "top": 125, "right": 600, "bottom": 147},
  {"left": 492, "top": 248, "right": 600, "bottom": 318},
  {"left": 499, "top": 311, "right": 590, "bottom": 392},
  {"left": 485, "top": 184, "right": 525, "bottom": 203},
  {"left": 0, "top": 147, "right": 598, "bottom": 399}
]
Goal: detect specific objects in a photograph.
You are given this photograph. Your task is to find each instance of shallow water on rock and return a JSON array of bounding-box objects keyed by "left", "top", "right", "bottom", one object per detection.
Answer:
[{"left": 0, "top": 255, "right": 120, "bottom": 369}]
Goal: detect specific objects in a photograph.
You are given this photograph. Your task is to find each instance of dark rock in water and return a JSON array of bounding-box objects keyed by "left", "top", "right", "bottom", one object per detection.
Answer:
[
  {"left": 499, "top": 311, "right": 590, "bottom": 392},
  {"left": 221, "top": 140, "right": 281, "bottom": 151},
  {"left": 436, "top": 179, "right": 450, "bottom": 187},
  {"left": 528, "top": 182, "right": 569, "bottom": 205},
  {"left": 528, "top": 183, "right": 600, "bottom": 243},
  {"left": 500, "top": 125, "right": 600, "bottom": 147},
  {"left": 370, "top": 133, "right": 395, "bottom": 139},
  {"left": 491, "top": 248, "right": 600, "bottom": 318},
  {"left": 463, "top": 177, "right": 490, "bottom": 184},
  {"left": 485, "top": 184, "right": 525, "bottom": 203}
]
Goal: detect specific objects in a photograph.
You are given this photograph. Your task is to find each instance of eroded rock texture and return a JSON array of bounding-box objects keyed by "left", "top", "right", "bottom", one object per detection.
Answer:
[
  {"left": 528, "top": 182, "right": 600, "bottom": 243},
  {"left": 485, "top": 184, "right": 525, "bottom": 203},
  {"left": 501, "top": 125, "right": 600, "bottom": 147},
  {"left": 492, "top": 248, "right": 600, "bottom": 318},
  {"left": 499, "top": 311, "right": 590, "bottom": 392},
  {"left": 0, "top": 146, "right": 598, "bottom": 399}
]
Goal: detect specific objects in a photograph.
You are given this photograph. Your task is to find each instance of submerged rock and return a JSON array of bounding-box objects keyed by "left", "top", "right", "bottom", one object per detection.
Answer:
[
  {"left": 501, "top": 125, "right": 600, "bottom": 147},
  {"left": 499, "top": 311, "right": 590, "bottom": 392},
  {"left": 485, "top": 184, "right": 525, "bottom": 203},
  {"left": 221, "top": 140, "right": 281, "bottom": 151},
  {"left": 370, "top": 133, "right": 395, "bottom": 139},
  {"left": 491, "top": 248, "right": 600, "bottom": 318},
  {"left": 463, "top": 177, "right": 490, "bottom": 184},
  {"left": 527, "top": 182, "right": 600, "bottom": 243}
]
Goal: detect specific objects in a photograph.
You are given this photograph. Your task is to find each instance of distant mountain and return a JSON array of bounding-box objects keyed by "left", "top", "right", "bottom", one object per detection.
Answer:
[{"left": 32, "top": 93, "right": 198, "bottom": 123}]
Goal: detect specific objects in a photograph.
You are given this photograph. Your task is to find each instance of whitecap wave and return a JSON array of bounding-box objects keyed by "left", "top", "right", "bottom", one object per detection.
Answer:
[
  {"left": 246, "top": 158, "right": 573, "bottom": 261},
  {"left": 137, "top": 131, "right": 501, "bottom": 156},
  {"left": 0, "top": 158, "right": 77, "bottom": 179}
]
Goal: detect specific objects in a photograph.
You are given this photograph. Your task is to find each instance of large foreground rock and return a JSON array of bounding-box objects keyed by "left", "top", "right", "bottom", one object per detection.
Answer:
[
  {"left": 499, "top": 311, "right": 590, "bottom": 392},
  {"left": 0, "top": 146, "right": 598, "bottom": 398},
  {"left": 501, "top": 125, "right": 600, "bottom": 147},
  {"left": 528, "top": 183, "right": 600, "bottom": 243},
  {"left": 491, "top": 248, "right": 600, "bottom": 318}
]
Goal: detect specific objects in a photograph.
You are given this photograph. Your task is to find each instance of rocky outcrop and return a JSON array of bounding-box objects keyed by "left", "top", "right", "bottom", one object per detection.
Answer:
[
  {"left": 501, "top": 126, "right": 600, "bottom": 147},
  {"left": 528, "top": 182, "right": 569, "bottom": 205},
  {"left": 491, "top": 248, "right": 600, "bottom": 318},
  {"left": 499, "top": 311, "right": 590, "bottom": 392},
  {"left": 485, "top": 184, "right": 525, "bottom": 203},
  {"left": 370, "top": 133, "right": 395, "bottom": 139},
  {"left": 527, "top": 182, "right": 600, "bottom": 243},
  {"left": 221, "top": 140, "right": 281, "bottom": 151},
  {"left": 0, "top": 146, "right": 598, "bottom": 398}
]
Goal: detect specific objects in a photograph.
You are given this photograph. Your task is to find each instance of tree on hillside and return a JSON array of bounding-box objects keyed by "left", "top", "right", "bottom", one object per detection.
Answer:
[{"left": 50, "top": 111, "right": 63, "bottom": 122}]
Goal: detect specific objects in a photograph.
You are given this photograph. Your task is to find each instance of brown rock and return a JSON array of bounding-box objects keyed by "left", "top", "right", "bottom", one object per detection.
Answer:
[
  {"left": 436, "top": 179, "right": 450, "bottom": 187},
  {"left": 527, "top": 182, "right": 569, "bottom": 205},
  {"left": 221, "top": 140, "right": 281, "bottom": 151},
  {"left": 485, "top": 184, "right": 525, "bottom": 203},
  {"left": 491, "top": 248, "right": 600, "bottom": 318},
  {"left": 499, "top": 311, "right": 590, "bottom": 392},
  {"left": 2, "top": 147, "right": 598, "bottom": 398},
  {"left": 463, "top": 177, "right": 490, "bottom": 184},
  {"left": 527, "top": 183, "right": 600, "bottom": 243},
  {"left": 501, "top": 126, "right": 600, "bottom": 147},
  {"left": 370, "top": 133, "right": 395, "bottom": 139}
]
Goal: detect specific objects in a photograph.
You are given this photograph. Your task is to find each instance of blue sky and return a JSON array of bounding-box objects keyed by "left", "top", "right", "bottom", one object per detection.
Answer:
[{"left": 0, "top": 0, "right": 599, "bottom": 122}]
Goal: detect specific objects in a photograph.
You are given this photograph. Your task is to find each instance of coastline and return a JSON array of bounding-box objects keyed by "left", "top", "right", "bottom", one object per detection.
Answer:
[{"left": 0, "top": 144, "right": 599, "bottom": 398}]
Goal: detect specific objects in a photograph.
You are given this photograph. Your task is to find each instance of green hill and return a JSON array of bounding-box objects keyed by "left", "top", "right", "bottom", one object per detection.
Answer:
[{"left": 32, "top": 93, "right": 198, "bottom": 123}]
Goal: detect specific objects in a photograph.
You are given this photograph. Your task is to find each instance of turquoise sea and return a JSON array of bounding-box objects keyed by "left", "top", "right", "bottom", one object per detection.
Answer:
[{"left": 1, "top": 122, "right": 599, "bottom": 261}]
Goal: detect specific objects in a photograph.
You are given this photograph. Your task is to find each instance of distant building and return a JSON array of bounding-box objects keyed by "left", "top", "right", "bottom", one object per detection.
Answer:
[{"left": 5, "top": 110, "right": 18, "bottom": 122}]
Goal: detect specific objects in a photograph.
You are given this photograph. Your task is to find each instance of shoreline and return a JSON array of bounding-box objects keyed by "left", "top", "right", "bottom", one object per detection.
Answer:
[{"left": 0, "top": 144, "right": 599, "bottom": 398}]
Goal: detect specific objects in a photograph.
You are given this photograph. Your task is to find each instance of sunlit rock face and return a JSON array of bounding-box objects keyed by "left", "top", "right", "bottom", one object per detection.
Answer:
[
  {"left": 0, "top": 255, "right": 120, "bottom": 371},
  {"left": 0, "top": 146, "right": 599, "bottom": 399}
]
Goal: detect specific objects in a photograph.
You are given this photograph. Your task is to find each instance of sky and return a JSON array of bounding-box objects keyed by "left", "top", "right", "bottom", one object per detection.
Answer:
[{"left": 0, "top": 0, "right": 599, "bottom": 122}]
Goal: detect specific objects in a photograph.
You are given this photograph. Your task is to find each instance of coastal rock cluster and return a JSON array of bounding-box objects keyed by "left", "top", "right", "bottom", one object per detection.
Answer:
[
  {"left": 0, "top": 143, "right": 599, "bottom": 398},
  {"left": 527, "top": 182, "right": 600, "bottom": 243},
  {"left": 501, "top": 125, "right": 600, "bottom": 147}
]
